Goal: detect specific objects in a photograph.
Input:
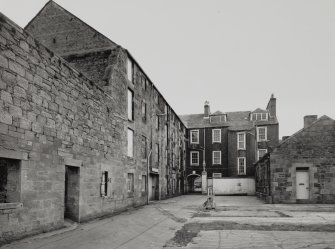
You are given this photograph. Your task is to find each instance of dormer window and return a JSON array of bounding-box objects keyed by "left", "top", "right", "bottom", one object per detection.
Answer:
[{"left": 251, "top": 113, "right": 268, "bottom": 121}]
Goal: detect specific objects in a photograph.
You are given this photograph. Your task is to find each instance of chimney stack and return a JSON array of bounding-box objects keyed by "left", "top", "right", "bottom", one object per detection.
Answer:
[
  {"left": 266, "top": 94, "right": 276, "bottom": 117},
  {"left": 204, "top": 101, "right": 210, "bottom": 118},
  {"left": 304, "top": 115, "right": 318, "bottom": 128}
]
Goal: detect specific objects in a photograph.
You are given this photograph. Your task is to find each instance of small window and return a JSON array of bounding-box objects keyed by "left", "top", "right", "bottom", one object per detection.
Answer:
[
  {"left": 0, "top": 158, "right": 21, "bottom": 203},
  {"left": 127, "top": 88, "right": 134, "bottom": 121},
  {"left": 127, "top": 58, "right": 133, "bottom": 83},
  {"left": 238, "top": 157, "right": 246, "bottom": 175},
  {"left": 190, "top": 130, "right": 199, "bottom": 144},
  {"left": 212, "top": 129, "right": 221, "bottom": 143},
  {"left": 257, "top": 127, "right": 267, "bottom": 141},
  {"left": 190, "top": 151, "right": 199, "bottom": 166},
  {"left": 142, "top": 175, "right": 147, "bottom": 192},
  {"left": 127, "top": 129, "right": 134, "bottom": 157},
  {"left": 141, "top": 136, "right": 147, "bottom": 159},
  {"left": 213, "top": 173, "right": 222, "bottom": 178},
  {"left": 237, "top": 132, "right": 246, "bottom": 150},
  {"left": 155, "top": 143, "right": 160, "bottom": 164},
  {"left": 258, "top": 149, "right": 267, "bottom": 160},
  {"left": 141, "top": 100, "right": 147, "bottom": 122},
  {"left": 165, "top": 124, "right": 168, "bottom": 145},
  {"left": 212, "top": 151, "right": 221, "bottom": 165},
  {"left": 101, "top": 171, "right": 108, "bottom": 197},
  {"left": 127, "top": 173, "right": 134, "bottom": 193}
]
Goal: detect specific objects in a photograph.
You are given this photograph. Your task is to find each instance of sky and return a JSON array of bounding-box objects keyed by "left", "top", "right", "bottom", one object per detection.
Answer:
[{"left": 0, "top": 0, "right": 334, "bottom": 138}]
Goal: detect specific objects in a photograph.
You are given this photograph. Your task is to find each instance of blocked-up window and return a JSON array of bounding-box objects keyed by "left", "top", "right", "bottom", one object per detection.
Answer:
[
  {"left": 0, "top": 158, "right": 20, "bottom": 203},
  {"left": 127, "top": 89, "right": 134, "bottom": 121},
  {"left": 142, "top": 175, "right": 147, "bottom": 192},
  {"left": 155, "top": 143, "right": 160, "bottom": 164},
  {"left": 127, "top": 58, "right": 133, "bottom": 83},
  {"left": 190, "top": 151, "right": 199, "bottom": 166},
  {"left": 212, "top": 129, "right": 221, "bottom": 143},
  {"left": 237, "top": 132, "right": 246, "bottom": 150},
  {"left": 155, "top": 115, "right": 159, "bottom": 130},
  {"left": 257, "top": 127, "right": 267, "bottom": 141},
  {"left": 141, "top": 100, "right": 147, "bottom": 122},
  {"left": 141, "top": 136, "right": 147, "bottom": 159},
  {"left": 238, "top": 157, "right": 246, "bottom": 175},
  {"left": 212, "top": 151, "right": 221, "bottom": 165},
  {"left": 127, "top": 129, "right": 134, "bottom": 157},
  {"left": 127, "top": 173, "right": 134, "bottom": 193}
]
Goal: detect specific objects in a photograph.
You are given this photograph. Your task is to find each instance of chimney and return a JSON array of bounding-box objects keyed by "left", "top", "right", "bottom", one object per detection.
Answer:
[
  {"left": 204, "top": 101, "right": 210, "bottom": 118},
  {"left": 266, "top": 94, "right": 276, "bottom": 117},
  {"left": 304, "top": 115, "right": 318, "bottom": 128}
]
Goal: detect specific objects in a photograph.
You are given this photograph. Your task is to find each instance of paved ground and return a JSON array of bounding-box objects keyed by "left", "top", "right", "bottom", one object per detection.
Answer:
[{"left": 2, "top": 195, "right": 335, "bottom": 249}]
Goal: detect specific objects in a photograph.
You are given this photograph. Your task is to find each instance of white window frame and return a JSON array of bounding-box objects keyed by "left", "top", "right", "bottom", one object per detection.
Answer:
[
  {"left": 257, "top": 126, "right": 267, "bottom": 141},
  {"left": 258, "top": 149, "right": 267, "bottom": 160},
  {"left": 127, "top": 128, "right": 134, "bottom": 157},
  {"left": 237, "top": 157, "right": 246, "bottom": 175},
  {"left": 190, "top": 151, "right": 199, "bottom": 166},
  {"left": 237, "top": 132, "right": 246, "bottom": 150},
  {"left": 212, "top": 151, "right": 221, "bottom": 165},
  {"left": 190, "top": 130, "right": 199, "bottom": 144},
  {"left": 212, "top": 129, "right": 221, "bottom": 143},
  {"left": 127, "top": 58, "right": 133, "bottom": 82}
]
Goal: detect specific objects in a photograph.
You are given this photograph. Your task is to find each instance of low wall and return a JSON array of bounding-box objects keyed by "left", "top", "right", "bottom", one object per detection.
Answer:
[{"left": 213, "top": 178, "right": 255, "bottom": 195}]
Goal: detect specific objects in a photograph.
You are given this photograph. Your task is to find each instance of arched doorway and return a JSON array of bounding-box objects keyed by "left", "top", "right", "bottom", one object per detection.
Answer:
[{"left": 186, "top": 173, "right": 201, "bottom": 193}]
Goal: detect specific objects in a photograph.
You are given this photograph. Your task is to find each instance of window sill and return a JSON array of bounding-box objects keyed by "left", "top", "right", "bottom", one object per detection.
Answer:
[{"left": 0, "top": 202, "right": 23, "bottom": 210}]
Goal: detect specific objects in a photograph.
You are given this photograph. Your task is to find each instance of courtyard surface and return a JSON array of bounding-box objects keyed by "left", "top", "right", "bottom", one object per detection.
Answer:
[{"left": 2, "top": 195, "right": 335, "bottom": 249}]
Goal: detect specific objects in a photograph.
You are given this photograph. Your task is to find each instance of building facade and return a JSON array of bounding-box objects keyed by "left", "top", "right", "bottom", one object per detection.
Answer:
[
  {"left": 0, "top": 1, "right": 186, "bottom": 244},
  {"left": 255, "top": 115, "right": 335, "bottom": 204},
  {"left": 180, "top": 96, "right": 279, "bottom": 194}
]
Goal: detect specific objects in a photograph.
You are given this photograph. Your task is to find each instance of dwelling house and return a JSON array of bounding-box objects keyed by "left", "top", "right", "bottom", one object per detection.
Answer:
[
  {"left": 180, "top": 95, "right": 279, "bottom": 195},
  {"left": 0, "top": 1, "right": 186, "bottom": 243},
  {"left": 255, "top": 115, "right": 335, "bottom": 204}
]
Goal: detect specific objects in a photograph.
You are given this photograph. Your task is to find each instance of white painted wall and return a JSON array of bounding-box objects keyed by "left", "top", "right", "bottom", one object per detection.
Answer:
[{"left": 213, "top": 178, "right": 255, "bottom": 195}]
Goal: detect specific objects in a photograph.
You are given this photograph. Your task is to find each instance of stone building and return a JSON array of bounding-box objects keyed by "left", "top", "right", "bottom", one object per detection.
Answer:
[
  {"left": 255, "top": 115, "right": 335, "bottom": 203},
  {"left": 0, "top": 1, "right": 186, "bottom": 244},
  {"left": 180, "top": 95, "right": 279, "bottom": 195}
]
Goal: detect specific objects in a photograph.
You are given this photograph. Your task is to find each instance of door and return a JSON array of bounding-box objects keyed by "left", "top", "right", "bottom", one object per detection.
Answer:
[
  {"left": 296, "top": 170, "right": 309, "bottom": 199},
  {"left": 64, "top": 166, "right": 80, "bottom": 221}
]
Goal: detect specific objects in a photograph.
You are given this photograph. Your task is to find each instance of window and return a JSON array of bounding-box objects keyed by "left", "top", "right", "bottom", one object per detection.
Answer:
[
  {"left": 252, "top": 113, "right": 268, "bottom": 121},
  {"left": 238, "top": 157, "right": 246, "bottom": 175},
  {"left": 213, "top": 173, "right": 222, "bottom": 178},
  {"left": 155, "top": 143, "right": 160, "bottom": 164},
  {"left": 212, "top": 151, "right": 221, "bottom": 165},
  {"left": 127, "top": 88, "right": 134, "bottom": 121},
  {"left": 101, "top": 171, "right": 108, "bottom": 197},
  {"left": 127, "top": 58, "right": 133, "bottom": 82},
  {"left": 165, "top": 124, "right": 168, "bottom": 145},
  {"left": 0, "top": 158, "right": 20, "bottom": 203},
  {"left": 212, "top": 129, "right": 221, "bottom": 143},
  {"left": 190, "top": 151, "right": 199, "bottom": 166},
  {"left": 237, "top": 132, "right": 246, "bottom": 150},
  {"left": 141, "top": 136, "right": 147, "bottom": 159},
  {"left": 142, "top": 175, "right": 147, "bottom": 192},
  {"left": 155, "top": 115, "right": 159, "bottom": 130},
  {"left": 141, "top": 100, "right": 147, "bottom": 122},
  {"left": 190, "top": 130, "right": 199, "bottom": 144},
  {"left": 127, "top": 129, "right": 134, "bottom": 157},
  {"left": 127, "top": 173, "right": 134, "bottom": 193},
  {"left": 257, "top": 127, "right": 267, "bottom": 141},
  {"left": 258, "top": 149, "right": 267, "bottom": 160}
]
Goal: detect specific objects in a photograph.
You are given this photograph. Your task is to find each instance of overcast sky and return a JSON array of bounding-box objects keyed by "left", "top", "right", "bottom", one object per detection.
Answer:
[{"left": 1, "top": 0, "right": 334, "bottom": 137}]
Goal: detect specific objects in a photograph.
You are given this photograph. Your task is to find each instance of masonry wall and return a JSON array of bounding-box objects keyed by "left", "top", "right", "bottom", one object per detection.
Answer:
[
  {"left": 270, "top": 117, "right": 335, "bottom": 203},
  {"left": 0, "top": 13, "right": 153, "bottom": 243}
]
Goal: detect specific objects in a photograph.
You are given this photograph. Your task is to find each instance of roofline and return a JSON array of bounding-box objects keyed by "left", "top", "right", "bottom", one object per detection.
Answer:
[{"left": 24, "top": 0, "right": 119, "bottom": 47}]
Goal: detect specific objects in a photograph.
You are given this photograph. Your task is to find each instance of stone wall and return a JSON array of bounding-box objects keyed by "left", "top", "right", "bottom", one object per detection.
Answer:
[{"left": 270, "top": 116, "right": 335, "bottom": 203}]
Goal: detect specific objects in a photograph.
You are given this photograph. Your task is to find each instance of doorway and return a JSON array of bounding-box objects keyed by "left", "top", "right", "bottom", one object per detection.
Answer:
[
  {"left": 296, "top": 168, "right": 309, "bottom": 200},
  {"left": 64, "top": 166, "right": 80, "bottom": 222},
  {"left": 149, "top": 174, "right": 159, "bottom": 201}
]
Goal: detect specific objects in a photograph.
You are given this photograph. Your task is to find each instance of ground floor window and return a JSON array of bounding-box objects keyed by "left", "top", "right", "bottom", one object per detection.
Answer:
[
  {"left": 0, "top": 158, "right": 21, "bottom": 203},
  {"left": 238, "top": 157, "right": 246, "bottom": 175},
  {"left": 127, "top": 173, "right": 134, "bottom": 194}
]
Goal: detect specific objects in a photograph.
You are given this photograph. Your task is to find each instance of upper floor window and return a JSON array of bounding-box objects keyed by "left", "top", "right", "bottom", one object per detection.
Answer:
[
  {"left": 190, "top": 130, "right": 199, "bottom": 144},
  {"left": 237, "top": 157, "right": 246, "bottom": 175},
  {"left": 127, "top": 128, "right": 134, "bottom": 157},
  {"left": 127, "top": 58, "right": 133, "bottom": 83},
  {"left": 212, "top": 129, "right": 221, "bottom": 143},
  {"left": 251, "top": 113, "right": 268, "bottom": 121},
  {"left": 212, "top": 151, "right": 221, "bottom": 165},
  {"left": 141, "top": 136, "right": 147, "bottom": 159},
  {"left": 155, "top": 115, "right": 159, "bottom": 130},
  {"left": 237, "top": 132, "right": 246, "bottom": 150},
  {"left": 127, "top": 88, "right": 134, "bottom": 121},
  {"left": 258, "top": 149, "right": 267, "bottom": 160},
  {"left": 141, "top": 100, "right": 147, "bottom": 122},
  {"left": 155, "top": 143, "right": 160, "bottom": 164},
  {"left": 257, "top": 126, "right": 267, "bottom": 141},
  {"left": 190, "top": 151, "right": 199, "bottom": 166}
]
